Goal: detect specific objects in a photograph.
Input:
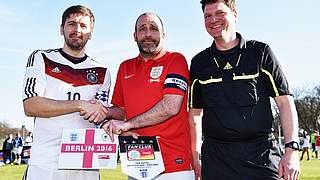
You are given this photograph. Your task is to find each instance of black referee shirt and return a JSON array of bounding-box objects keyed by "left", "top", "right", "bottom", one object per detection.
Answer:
[{"left": 189, "top": 33, "right": 291, "bottom": 142}]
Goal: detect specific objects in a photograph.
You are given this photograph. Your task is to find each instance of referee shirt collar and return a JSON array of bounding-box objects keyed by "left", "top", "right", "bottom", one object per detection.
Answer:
[{"left": 211, "top": 32, "right": 247, "bottom": 52}]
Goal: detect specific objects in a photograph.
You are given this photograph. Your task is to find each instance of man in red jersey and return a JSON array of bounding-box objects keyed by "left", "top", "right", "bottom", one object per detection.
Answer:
[{"left": 100, "top": 12, "right": 194, "bottom": 179}]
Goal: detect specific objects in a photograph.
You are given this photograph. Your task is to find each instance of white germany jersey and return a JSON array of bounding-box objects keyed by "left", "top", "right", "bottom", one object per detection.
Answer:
[{"left": 22, "top": 48, "right": 111, "bottom": 167}]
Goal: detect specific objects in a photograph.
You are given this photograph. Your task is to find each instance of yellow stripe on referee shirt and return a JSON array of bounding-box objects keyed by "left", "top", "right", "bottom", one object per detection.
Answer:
[
  {"left": 261, "top": 68, "right": 279, "bottom": 96},
  {"left": 189, "top": 79, "right": 199, "bottom": 108}
]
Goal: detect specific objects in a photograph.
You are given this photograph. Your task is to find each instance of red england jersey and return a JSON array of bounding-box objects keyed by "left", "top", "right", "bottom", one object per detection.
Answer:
[
  {"left": 316, "top": 135, "right": 320, "bottom": 147},
  {"left": 112, "top": 52, "right": 192, "bottom": 173}
]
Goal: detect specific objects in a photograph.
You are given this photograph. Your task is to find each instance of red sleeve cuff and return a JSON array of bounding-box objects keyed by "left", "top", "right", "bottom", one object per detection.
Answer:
[{"left": 163, "top": 88, "right": 185, "bottom": 96}]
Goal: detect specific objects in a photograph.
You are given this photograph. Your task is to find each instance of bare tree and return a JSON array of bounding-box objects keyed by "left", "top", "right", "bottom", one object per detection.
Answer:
[
  {"left": 0, "top": 121, "right": 23, "bottom": 147},
  {"left": 294, "top": 85, "right": 320, "bottom": 134}
]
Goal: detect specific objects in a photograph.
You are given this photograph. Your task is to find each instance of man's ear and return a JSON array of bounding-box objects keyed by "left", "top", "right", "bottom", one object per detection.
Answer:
[
  {"left": 233, "top": 10, "right": 238, "bottom": 22},
  {"left": 161, "top": 31, "right": 165, "bottom": 39},
  {"left": 89, "top": 24, "right": 94, "bottom": 39},
  {"left": 60, "top": 25, "right": 64, "bottom": 36},
  {"left": 88, "top": 29, "right": 93, "bottom": 40},
  {"left": 133, "top": 32, "right": 137, "bottom": 42}
]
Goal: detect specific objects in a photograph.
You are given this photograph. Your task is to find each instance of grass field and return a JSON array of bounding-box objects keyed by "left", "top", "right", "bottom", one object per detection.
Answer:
[
  {"left": 0, "top": 164, "right": 128, "bottom": 180},
  {"left": 299, "top": 159, "right": 320, "bottom": 180},
  {"left": 0, "top": 160, "right": 319, "bottom": 180}
]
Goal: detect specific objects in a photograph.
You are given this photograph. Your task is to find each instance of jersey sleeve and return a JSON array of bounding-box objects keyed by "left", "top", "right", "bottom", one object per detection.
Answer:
[
  {"left": 111, "top": 63, "right": 125, "bottom": 107},
  {"left": 261, "top": 44, "right": 291, "bottom": 97},
  {"left": 188, "top": 57, "right": 204, "bottom": 109},
  {"left": 95, "top": 68, "right": 111, "bottom": 107},
  {"left": 22, "top": 50, "right": 47, "bottom": 101},
  {"left": 163, "top": 53, "right": 189, "bottom": 96}
]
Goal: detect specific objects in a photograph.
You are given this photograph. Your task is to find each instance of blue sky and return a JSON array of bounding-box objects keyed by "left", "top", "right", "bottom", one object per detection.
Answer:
[{"left": 0, "top": 1, "right": 319, "bottom": 130}]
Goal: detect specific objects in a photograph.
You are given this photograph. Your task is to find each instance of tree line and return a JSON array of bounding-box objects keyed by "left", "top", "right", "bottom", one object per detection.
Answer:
[
  {"left": 0, "top": 122, "right": 29, "bottom": 149},
  {"left": 272, "top": 85, "right": 320, "bottom": 139},
  {"left": 294, "top": 85, "right": 320, "bottom": 134}
]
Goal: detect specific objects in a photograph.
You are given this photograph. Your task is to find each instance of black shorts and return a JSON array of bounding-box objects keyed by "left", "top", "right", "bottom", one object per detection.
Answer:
[
  {"left": 312, "top": 143, "right": 316, "bottom": 151},
  {"left": 201, "top": 137, "right": 282, "bottom": 180}
]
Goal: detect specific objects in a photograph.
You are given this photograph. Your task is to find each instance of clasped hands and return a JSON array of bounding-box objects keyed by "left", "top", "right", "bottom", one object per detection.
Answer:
[
  {"left": 79, "top": 99, "right": 108, "bottom": 124},
  {"left": 79, "top": 100, "right": 138, "bottom": 141}
]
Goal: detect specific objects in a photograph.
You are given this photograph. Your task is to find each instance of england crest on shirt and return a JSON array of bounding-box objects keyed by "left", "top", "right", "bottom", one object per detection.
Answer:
[{"left": 150, "top": 66, "right": 163, "bottom": 79}]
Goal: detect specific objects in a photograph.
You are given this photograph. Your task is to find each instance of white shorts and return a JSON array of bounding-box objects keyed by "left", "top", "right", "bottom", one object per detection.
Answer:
[
  {"left": 13, "top": 147, "right": 23, "bottom": 155},
  {"left": 22, "top": 165, "right": 99, "bottom": 180},
  {"left": 128, "top": 170, "right": 194, "bottom": 180},
  {"left": 18, "top": 146, "right": 23, "bottom": 154}
]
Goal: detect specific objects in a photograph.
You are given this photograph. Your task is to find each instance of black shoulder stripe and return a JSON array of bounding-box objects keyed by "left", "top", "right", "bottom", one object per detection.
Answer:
[
  {"left": 24, "top": 77, "right": 38, "bottom": 101},
  {"left": 27, "top": 50, "right": 39, "bottom": 67},
  {"left": 26, "top": 49, "right": 59, "bottom": 67},
  {"left": 44, "top": 48, "right": 59, "bottom": 53},
  {"left": 31, "top": 78, "right": 38, "bottom": 97},
  {"left": 24, "top": 78, "right": 32, "bottom": 99}
]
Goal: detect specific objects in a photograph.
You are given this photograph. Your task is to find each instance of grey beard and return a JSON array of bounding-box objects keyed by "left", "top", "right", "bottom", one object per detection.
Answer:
[{"left": 137, "top": 43, "right": 159, "bottom": 58}]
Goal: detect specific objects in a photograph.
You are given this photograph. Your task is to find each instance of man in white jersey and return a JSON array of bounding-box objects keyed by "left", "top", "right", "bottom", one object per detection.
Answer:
[{"left": 22, "top": 5, "right": 110, "bottom": 180}]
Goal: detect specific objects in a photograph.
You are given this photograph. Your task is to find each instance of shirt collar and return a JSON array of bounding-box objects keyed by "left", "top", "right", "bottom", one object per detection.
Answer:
[
  {"left": 59, "top": 48, "right": 87, "bottom": 64},
  {"left": 211, "top": 32, "right": 247, "bottom": 52},
  {"left": 136, "top": 51, "right": 168, "bottom": 63}
]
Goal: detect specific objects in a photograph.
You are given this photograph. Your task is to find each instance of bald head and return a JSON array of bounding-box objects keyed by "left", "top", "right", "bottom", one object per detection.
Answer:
[
  {"left": 134, "top": 12, "right": 166, "bottom": 59},
  {"left": 135, "top": 12, "right": 164, "bottom": 33}
]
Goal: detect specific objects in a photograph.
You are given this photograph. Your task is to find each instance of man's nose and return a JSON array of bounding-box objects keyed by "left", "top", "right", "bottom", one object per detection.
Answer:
[
  {"left": 74, "top": 23, "right": 82, "bottom": 32},
  {"left": 144, "top": 29, "right": 152, "bottom": 37},
  {"left": 209, "top": 16, "right": 217, "bottom": 23}
]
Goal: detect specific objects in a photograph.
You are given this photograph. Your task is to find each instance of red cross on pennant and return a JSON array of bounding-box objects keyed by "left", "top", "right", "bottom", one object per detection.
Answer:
[{"left": 61, "top": 129, "right": 116, "bottom": 168}]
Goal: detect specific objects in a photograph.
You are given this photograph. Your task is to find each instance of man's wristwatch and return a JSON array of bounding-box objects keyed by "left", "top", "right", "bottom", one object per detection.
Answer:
[{"left": 284, "top": 141, "right": 300, "bottom": 151}]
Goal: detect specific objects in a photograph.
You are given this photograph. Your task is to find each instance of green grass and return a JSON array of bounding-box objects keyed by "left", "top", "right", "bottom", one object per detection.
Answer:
[
  {"left": 0, "top": 164, "right": 128, "bottom": 180},
  {"left": 300, "top": 159, "right": 320, "bottom": 180},
  {"left": 0, "top": 160, "right": 319, "bottom": 180}
]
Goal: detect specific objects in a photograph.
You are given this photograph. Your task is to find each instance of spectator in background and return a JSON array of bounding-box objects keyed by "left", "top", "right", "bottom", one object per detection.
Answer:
[
  {"left": 13, "top": 132, "right": 23, "bottom": 165},
  {"left": 300, "top": 131, "right": 310, "bottom": 161},
  {"left": 310, "top": 130, "right": 318, "bottom": 159},
  {"left": 24, "top": 132, "right": 33, "bottom": 146},
  {"left": 2, "top": 133, "right": 14, "bottom": 164},
  {"left": 315, "top": 131, "right": 320, "bottom": 159}
]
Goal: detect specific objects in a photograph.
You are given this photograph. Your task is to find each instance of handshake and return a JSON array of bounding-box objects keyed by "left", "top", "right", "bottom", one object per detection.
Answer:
[
  {"left": 79, "top": 100, "right": 138, "bottom": 142},
  {"left": 79, "top": 99, "right": 109, "bottom": 125}
]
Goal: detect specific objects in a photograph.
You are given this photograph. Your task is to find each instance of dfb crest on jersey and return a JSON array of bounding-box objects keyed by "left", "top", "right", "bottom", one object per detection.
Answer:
[
  {"left": 86, "top": 69, "right": 98, "bottom": 83},
  {"left": 150, "top": 66, "right": 163, "bottom": 79}
]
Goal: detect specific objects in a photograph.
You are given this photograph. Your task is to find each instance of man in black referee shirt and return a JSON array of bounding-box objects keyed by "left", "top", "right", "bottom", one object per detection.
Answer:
[{"left": 188, "top": 0, "right": 300, "bottom": 179}]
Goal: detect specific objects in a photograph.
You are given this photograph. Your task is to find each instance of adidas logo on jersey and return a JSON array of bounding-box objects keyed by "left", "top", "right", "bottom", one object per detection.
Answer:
[
  {"left": 223, "top": 62, "right": 233, "bottom": 70},
  {"left": 52, "top": 67, "right": 61, "bottom": 73}
]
